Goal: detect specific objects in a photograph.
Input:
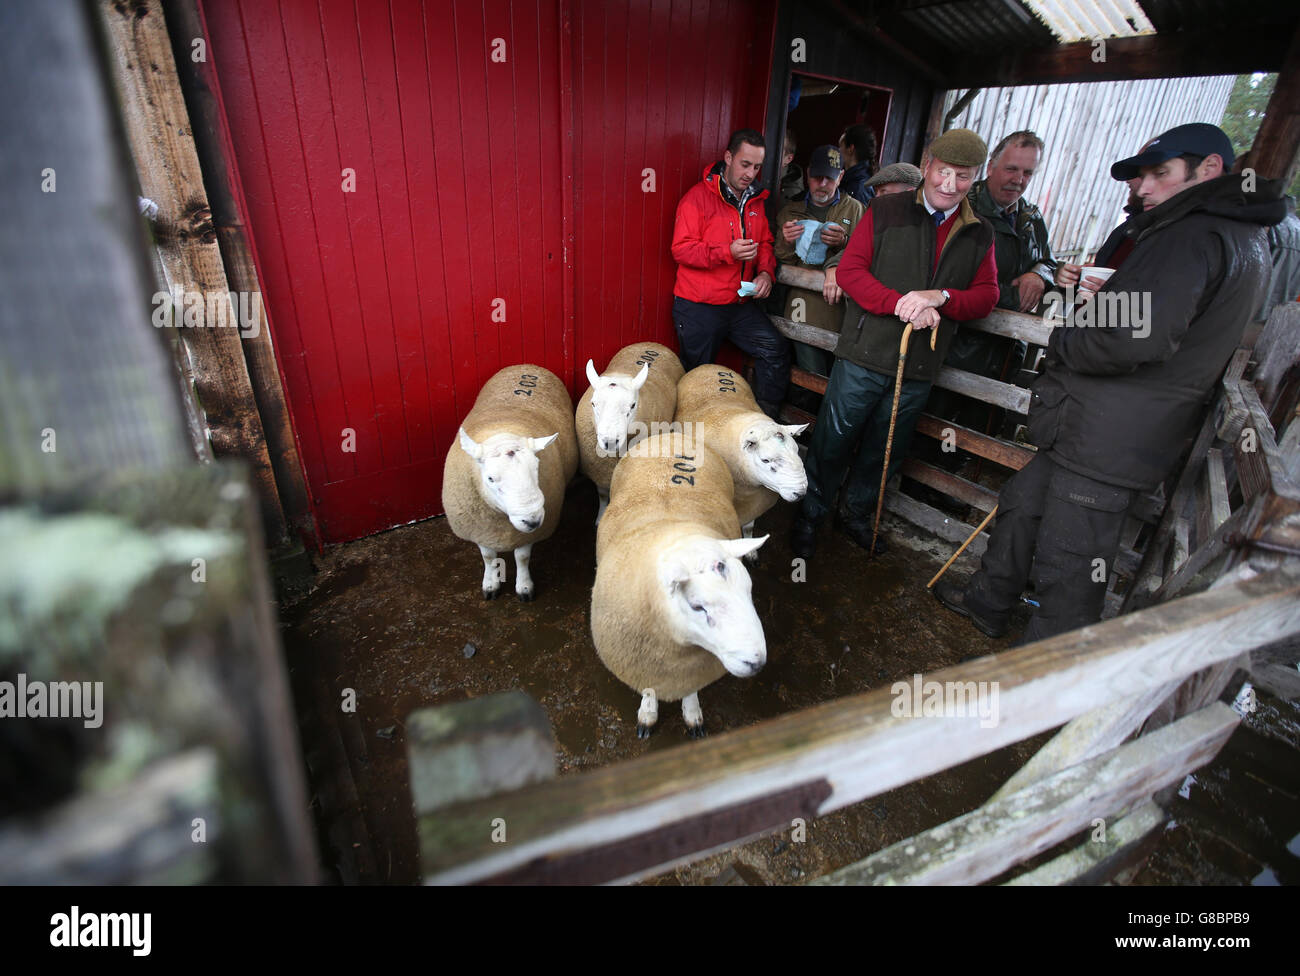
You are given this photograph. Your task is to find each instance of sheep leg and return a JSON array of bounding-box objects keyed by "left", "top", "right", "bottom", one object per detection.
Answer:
[
  {"left": 594, "top": 486, "right": 609, "bottom": 525},
  {"left": 682, "top": 692, "right": 706, "bottom": 738},
  {"left": 636, "top": 688, "right": 658, "bottom": 739},
  {"left": 479, "top": 545, "right": 504, "bottom": 600},
  {"left": 741, "top": 521, "right": 759, "bottom": 564},
  {"left": 513, "top": 543, "right": 535, "bottom": 602}
]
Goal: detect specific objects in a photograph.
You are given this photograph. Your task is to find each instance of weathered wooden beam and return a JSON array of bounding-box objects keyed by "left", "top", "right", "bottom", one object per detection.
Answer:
[
  {"left": 935, "top": 366, "right": 1030, "bottom": 414},
  {"left": 914, "top": 414, "right": 1034, "bottom": 471},
  {"left": 1248, "top": 19, "right": 1300, "bottom": 189},
  {"left": 945, "top": 28, "right": 1295, "bottom": 89},
  {"left": 775, "top": 266, "right": 1054, "bottom": 346},
  {"left": 769, "top": 313, "right": 838, "bottom": 353},
  {"left": 1251, "top": 303, "right": 1300, "bottom": 413},
  {"left": 789, "top": 365, "right": 828, "bottom": 395},
  {"left": 899, "top": 458, "right": 998, "bottom": 514},
  {"left": 0, "top": 0, "right": 191, "bottom": 495},
  {"left": 886, "top": 490, "right": 989, "bottom": 554},
  {"left": 408, "top": 692, "right": 556, "bottom": 819},
  {"left": 813, "top": 704, "right": 1238, "bottom": 886},
  {"left": 1003, "top": 800, "right": 1167, "bottom": 886},
  {"left": 418, "top": 570, "right": 1300, "bottom": 885},
  {"left": 98, "top": 0, "right": 288, "bottom": 546}
]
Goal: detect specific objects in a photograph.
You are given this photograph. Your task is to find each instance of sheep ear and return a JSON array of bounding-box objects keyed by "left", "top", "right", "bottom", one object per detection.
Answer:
[
  {"left": 784, "top": 423, "right": 809, "bottom": 437},
  {"left": 585, "top": 359, "right": 602, "bottom": 388},
  {"left": 720, "top": 535, "right": 768, "bottom": 559},
  {"left": 656, "top": 552, "right": 691, "bottom": 593},
  {"left": 458, "top": 427, "right": 483, "bottom": 461},
  {"left": 528, "top": 432, "right": 559, "bottom": 454},
  {"left": 630, "top": 363, "right": 650, "bottom": 391}
]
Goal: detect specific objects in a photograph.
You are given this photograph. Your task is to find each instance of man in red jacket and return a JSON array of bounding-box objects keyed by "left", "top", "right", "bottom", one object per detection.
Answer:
[{"left": 671, "top": 129, "right": 790, "bottom": 419}]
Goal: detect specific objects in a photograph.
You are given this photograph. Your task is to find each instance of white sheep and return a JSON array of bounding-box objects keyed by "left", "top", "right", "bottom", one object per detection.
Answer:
[
  {"left": 674, "top": 364, "right": 807, "bottom": 556},
  {"left": 575, "top": 341, "right": 684, "bottom": 522},
  {"left": 442, "top": 364, "right": 578, "bottom": 601},
  {"left": 591, "top": 431, "right": 767, "bottom": 738}
]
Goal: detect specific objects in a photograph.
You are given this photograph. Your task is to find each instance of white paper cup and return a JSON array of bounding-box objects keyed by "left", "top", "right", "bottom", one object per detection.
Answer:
[{"left": 1079, "top": 266, "right": 1115, "bottom": 287}]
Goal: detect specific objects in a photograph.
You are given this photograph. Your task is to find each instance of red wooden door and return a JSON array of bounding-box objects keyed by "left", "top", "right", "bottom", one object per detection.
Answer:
[{"left": 201, "top": 0, "right": 773, "bottom": 544}]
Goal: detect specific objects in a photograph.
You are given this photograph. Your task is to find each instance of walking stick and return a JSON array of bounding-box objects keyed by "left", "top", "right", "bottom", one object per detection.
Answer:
[
  {"left": 927, "top": 504, "right": 997, "bottom": 589},
  {"left": 870, "top": 322, "right": 938, "bottom": 557}
]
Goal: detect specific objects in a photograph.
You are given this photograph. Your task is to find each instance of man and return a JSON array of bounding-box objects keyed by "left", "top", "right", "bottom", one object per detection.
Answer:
[
  {"left": 935, "top": 123, "right": 1286, "bottom": 643},
  {"left": 779, "top": 129, "right": 805, "bottom": 202},
  {"left": 838, "top": 124, "right": 879, "bottom": 207},
  {"left": 671, "top": 128, "right": 789, "bottom": 419},
  {"left": 864, "top": 162, "right": 922, "bottom": 198},
  {"left": 928, "top": 131, "right": 1057, "bottom": 447},
  {"left": 790, "top": 129, "right": 1000, "bottom": 558},
  {"left": 774, "top": 145, "right": 865, "bottom": 377}
]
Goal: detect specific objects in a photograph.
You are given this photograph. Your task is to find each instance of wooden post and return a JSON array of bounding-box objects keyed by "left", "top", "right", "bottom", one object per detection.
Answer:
[
  {"left": 97, "top": 0, "right": 290, "bottom": 548},
  {"left": 1248, "top": 21, "right": 1300, "bottom": 190}
]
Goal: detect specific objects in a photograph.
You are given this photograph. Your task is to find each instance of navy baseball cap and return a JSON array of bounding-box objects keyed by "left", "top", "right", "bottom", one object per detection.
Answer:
[
  {"left": 1110, "top": 123, "right": 1234, "bottom": 180},
  {"left": 809, "top": 145, "right": 845, "bottom": 179}
]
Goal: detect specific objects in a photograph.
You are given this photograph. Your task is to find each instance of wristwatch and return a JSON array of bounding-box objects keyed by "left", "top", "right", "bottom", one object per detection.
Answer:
[{"left": 939, "top": 289, "right": 951, "bottom": 307}]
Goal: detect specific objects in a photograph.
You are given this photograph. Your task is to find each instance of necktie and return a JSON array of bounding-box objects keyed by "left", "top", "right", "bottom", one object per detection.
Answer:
[{"left": 932, "top": 209, "right": 946, "bottom": 228}]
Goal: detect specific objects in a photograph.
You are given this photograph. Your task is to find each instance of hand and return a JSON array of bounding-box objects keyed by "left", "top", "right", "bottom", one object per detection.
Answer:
[
  {"left": 1015, "top": 272, "right": 1046, "bottom": 312},
  {"left": 730, "top": 238, "right": 758, "bottom": 262},
  {"left": 894, "top": 289, "right": 945, "bottom": 323},
  {"left": 819, "top": 222, "right": 847, "bottom": 247},
  {"left": 751, "top": 271, "right": 772, "bottom": 299},
  {"left": 910, "top": 307, "right": 941, "bottom": 330},
  {"left": 1076, "top": 274, "right": 1107, "bottom": 304},
  {"left": 1056, "top": 262, "right": 1081, "bottom": 288},
  {"left": 782, "top": 221, "right": 804, "bottom": 243},
  {"left": 822, "top": 266, "right": 842, "bottom": 304}
]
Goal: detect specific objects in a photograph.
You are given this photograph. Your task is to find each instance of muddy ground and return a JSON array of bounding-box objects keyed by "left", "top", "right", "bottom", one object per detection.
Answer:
[{"left": 279, "top": 478, "right": 1300, "bottom": 885}]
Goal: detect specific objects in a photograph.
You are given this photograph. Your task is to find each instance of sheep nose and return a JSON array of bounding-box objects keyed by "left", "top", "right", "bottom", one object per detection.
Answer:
[{"left": 523, "top": 517, "right": 541, "bottom": 530}]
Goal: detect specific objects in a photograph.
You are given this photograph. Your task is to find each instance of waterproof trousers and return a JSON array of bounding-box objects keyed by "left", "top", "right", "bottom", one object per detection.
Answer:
[
  {"left": 672, "top": 296, "right": 791, "bottom": 418},
  {"left": 800, "top": 357, "right": 931, "bottom": 525},
  {"left": 964, "top": 453, "right": 1136, "bottom": 643}
]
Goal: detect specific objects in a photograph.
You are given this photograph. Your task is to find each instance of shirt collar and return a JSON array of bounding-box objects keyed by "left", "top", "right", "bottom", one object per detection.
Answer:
[{"left": 921, "top": 192, "right": 957, "bottom": 222}]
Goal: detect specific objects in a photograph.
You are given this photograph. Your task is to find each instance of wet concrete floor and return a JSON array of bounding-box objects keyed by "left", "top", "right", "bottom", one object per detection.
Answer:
[{"left": 279, "top": 477, "right": 1299, "bottom": 885}]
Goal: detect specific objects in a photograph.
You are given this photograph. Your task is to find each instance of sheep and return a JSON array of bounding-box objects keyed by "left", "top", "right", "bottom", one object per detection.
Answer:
[
  {"left": 442, "top": 364, "right": 578, "bottom": 601},
  {"left": 575, "top": 341, "right": 684, "bottom": 523},
  {"left": 591, "top": 431, "right": 768, "bottom": 738},
  {"left": 673, "top": 364, "right": 808, "bottom": 556}
]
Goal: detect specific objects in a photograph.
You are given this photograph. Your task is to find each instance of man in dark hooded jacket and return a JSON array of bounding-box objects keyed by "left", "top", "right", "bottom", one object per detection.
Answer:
[{"left": 935, "top": 123, "right": 1286, "bottom": 644}]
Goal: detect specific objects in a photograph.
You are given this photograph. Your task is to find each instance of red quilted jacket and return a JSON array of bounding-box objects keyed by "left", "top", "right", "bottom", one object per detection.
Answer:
[{"left": 671, "top": 162, "right": 775, "bottom": 305}]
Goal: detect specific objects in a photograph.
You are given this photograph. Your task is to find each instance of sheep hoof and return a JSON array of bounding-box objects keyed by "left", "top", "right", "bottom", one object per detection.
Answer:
[
  {"left": 687, "top": 722, "right": 708, "bottom": 739},
  {"left": 636, "top": 723, "right": 654, "bottom": 740},
  {"left": 483, "top": 587, "right": 500, "bottom": 601},
  {"left": 517, "top": 588, "right": 535, "bottom": 603}
]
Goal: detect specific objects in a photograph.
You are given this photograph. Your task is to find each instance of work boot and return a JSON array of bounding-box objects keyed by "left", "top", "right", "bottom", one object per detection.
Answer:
[
  {"left": 790, "top": 517, "right": 819, "bottom": 560},
  {"left": 836, "top": 515, "right": 888, "bottom": 557},
  {"left": 933, "top": 579, "right": 1008, "bottom": 638}
]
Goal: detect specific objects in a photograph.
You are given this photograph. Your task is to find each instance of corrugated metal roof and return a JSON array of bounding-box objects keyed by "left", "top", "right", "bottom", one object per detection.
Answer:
[
  {"left": 940, "top": 75, "right": 1237, "bottom": 260},
  {"left": 1021, "top": 0, "right": 1155, "bottom": 42}
]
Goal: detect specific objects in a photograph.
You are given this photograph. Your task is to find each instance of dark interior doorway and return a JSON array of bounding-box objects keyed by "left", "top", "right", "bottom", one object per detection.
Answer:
[{"left": 783, "top": 72, "right": 892, "bottom": 180}]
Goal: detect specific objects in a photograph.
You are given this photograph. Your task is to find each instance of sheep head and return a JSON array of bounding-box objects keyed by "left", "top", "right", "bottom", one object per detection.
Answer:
[
  {"left": 586, "top": 358, "right": 650, "bottom": 458},
  {"left": 458, "top": 427, "right": 557, "bottom": 532},
  {"left": 656, "top": 535, "right": 768, "bottom": 677},
  {"left": 741, "top": 420, "right": 809, "bottom": 502}
]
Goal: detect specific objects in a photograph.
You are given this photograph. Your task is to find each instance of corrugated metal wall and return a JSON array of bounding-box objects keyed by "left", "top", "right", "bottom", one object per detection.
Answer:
[
  {"left": 942, "top": 76, "right": 1237, "bottom": 260},
  {"left": 201, "top": 0, "right": 776, "bottom": 544}
]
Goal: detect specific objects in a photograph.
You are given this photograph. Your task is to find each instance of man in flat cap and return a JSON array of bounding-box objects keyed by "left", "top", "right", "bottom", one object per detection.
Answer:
[
  {"left": 791, "top": 128, "right": 1000, "bottom": 558},
  {"left": 935, "top": 122, "right": 1286, "bottom": 643},
  {"left": 864, "top": 162, "right": 923, "bottom": 198},
  {"left": 775, "top": 145, "right": 866, "bottom": 378}
]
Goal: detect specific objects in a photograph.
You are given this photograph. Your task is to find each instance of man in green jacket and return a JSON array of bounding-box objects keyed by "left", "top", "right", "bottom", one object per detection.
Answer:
[
  {"left": 774, "top": 145, "right": 865, "bottom": 377},
  {"left": 791, "top": 129, "right": 1001, "bottom": 559}
]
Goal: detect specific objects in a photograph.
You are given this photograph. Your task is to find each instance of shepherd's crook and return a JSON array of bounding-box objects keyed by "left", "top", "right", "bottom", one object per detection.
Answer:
[
  {"left": 927, "top": 504, "right": 998, "bottom": 589},
  {"left": 870, "top": 323, "right": 937, "bottom": 557}
]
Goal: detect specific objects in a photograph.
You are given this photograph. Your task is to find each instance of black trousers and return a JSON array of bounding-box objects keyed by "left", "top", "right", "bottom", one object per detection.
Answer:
[
  {"left": 672, "top": 296, "right": 791, "bottom": 417},
  {"left": 965, "top": 453, "right": 1135, "bottom": 643}
]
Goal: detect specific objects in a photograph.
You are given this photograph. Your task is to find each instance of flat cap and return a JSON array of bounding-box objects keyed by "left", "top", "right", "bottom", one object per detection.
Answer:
[
  {"left": 926, "top": 128, "right": 988, "bottom": 168},
  {"left": 865, "top": 162, "right": 923, "bottom": 189}
]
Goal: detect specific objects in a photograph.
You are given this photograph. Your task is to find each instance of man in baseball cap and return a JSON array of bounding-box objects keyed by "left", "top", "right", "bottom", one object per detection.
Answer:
[{"left": 935, "top": 121, "right": 1285, "bottom": 644}]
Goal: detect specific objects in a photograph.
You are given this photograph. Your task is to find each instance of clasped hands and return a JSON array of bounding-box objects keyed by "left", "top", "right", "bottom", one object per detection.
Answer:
[{"left": 893, "top": 289, "right": 945, "bottom": 330}]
